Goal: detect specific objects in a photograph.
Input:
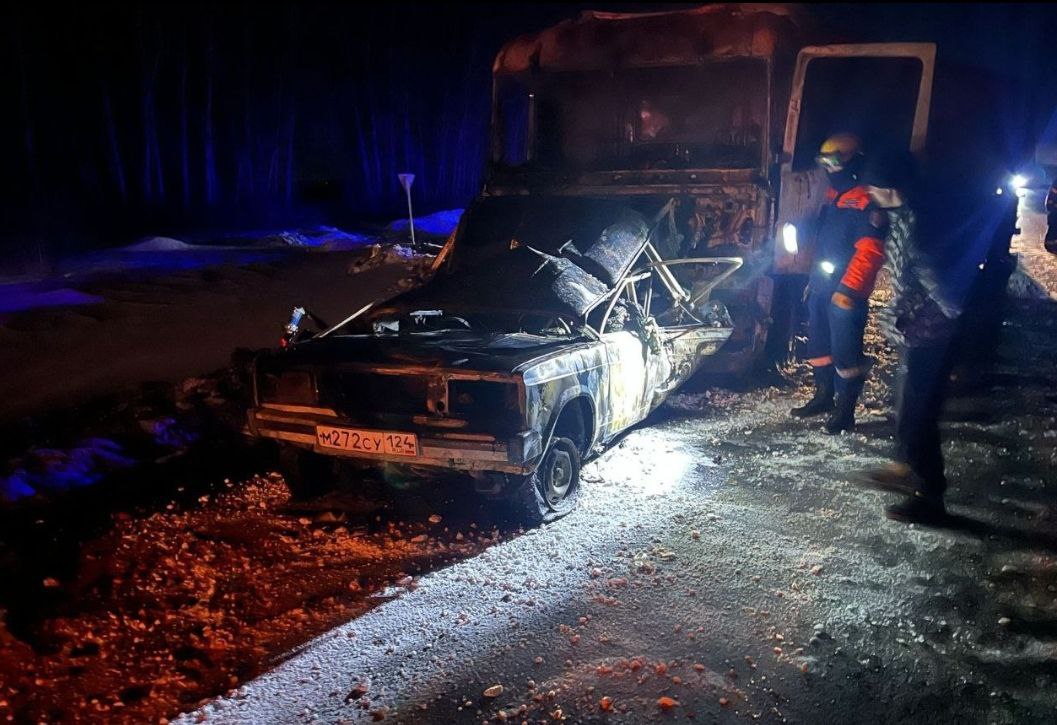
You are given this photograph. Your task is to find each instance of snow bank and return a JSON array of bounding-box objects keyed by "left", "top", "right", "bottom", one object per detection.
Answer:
[
  {"left": 1, "top": 438, "right": 135, "bottom": 500},
  {"left": 122, "top": 229, "right": 375, "bottom": 253},
  {"left": 252, "top": 227, "right": 374, "bottom": 250},
  {"left": 122, "top": 236, "right": 195, "bottom": 252},
  {"left": 0, "top": 377, "right": 214, "bottom": 502},
  {"left": 387, "top": 209, "right": 463, "bottom": 237},
  {"left": 6, "top": 226, "right": 381, "bottom": 294}
]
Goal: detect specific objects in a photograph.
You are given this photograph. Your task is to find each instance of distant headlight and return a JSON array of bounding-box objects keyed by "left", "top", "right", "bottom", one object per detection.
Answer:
[
  {"left": 820, "top": 260, "right": 836, "bottom": 275},
  {"left": 781, "top": 223, "right": 799, "bottom": 254},
  {"left": 1010, "top": 174, "right": 1028, "bottom": 190}
]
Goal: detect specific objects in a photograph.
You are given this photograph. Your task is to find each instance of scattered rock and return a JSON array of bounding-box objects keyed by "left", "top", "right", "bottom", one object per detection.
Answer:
[{"left": 657, "top": 696, "right": 679, "bottom": 710}]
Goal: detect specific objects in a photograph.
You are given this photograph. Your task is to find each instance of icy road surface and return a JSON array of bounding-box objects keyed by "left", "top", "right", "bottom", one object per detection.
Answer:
[
  {"left": 182, "top": 315, "right": 1057, "bottom": 723},
  {"left": 2, "top": 196, "right": 1056, "bottom": 723}
]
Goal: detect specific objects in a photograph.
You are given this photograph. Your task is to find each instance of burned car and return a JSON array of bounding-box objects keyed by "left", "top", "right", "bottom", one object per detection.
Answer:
[{"left": 247, "top": 197, "right": 738, "bottom": 523}]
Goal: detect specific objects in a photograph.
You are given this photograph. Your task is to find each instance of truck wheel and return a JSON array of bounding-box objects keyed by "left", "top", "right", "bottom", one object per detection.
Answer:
[
  {"left": 278, "top": 446, "right": 337, "bottom": 499},
  {"left": 508, "top": 436, "right": 581, "bottom": 526}
]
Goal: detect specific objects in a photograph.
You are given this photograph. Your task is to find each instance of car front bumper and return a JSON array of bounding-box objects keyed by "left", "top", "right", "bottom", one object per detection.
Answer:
[{"left": 248, "top": 404, "right": 542, "bottom": 475}]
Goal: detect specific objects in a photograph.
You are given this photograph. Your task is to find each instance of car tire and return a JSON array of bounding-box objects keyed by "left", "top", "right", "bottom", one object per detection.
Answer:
[
  {"left": 278, "top": 446, "right": 337, "bottom": 499},
  {"left": 508, "top": 436, "right": 581, "bottom": 526}
]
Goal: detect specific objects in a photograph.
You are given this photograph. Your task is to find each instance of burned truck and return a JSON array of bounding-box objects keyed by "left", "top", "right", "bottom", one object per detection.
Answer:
[
  {"left": 246, "top": 3, "right": 1022, "bottom": 523},
  {"left": 486, "top": 3, "right": 1019, "bottom": 369},
  {"left": 248, "top": 197, "right": 739, "bottom": 523}
]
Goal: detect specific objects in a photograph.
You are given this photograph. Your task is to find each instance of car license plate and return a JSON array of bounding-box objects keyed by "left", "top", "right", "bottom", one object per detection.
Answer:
[{"left": 315, "top": 426, "right": 418, "bottom": 457}]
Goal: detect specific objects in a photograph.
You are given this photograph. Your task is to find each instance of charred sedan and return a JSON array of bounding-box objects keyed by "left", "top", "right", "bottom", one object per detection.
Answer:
[{"left": 247, "top": 197, "right": 738, "bottom": 523}]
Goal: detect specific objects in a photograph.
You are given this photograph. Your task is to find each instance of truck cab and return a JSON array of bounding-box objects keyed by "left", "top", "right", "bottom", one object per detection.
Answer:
[{"left": 480, "top": 3, "right": 1014, "bottom": 371}]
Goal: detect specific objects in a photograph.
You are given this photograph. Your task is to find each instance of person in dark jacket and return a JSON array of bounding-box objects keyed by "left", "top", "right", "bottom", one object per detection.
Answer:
[
  {"left": 859, "top": 152, "right": 961, "bottom": 524},
  {"left": 1045, "top": 177, "right": 1057, "bottom": 254},
  {"left": 790, "top": 133, "right": 888, "bottom": 434}
]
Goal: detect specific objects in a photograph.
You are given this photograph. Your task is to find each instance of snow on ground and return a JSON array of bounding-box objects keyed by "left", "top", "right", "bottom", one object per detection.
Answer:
[
  {"left": 0, "top": 284, "right": 104, "bottom": 313},
  {"left": 121, "top": 236, "right": 198, "bottom": 252},
  {"left": 0, "top": 221, "right": 437, "bottom": 427},
  {"left": 1011, "top": 188, "right": 1057, "bottom": 299},
  {"left": 0, "top": 224, "right": 441, "bottom": 500},
  {"left": 386, "top": 208, "right": 463, "bottom": 237},
  {"left": 1, "top": 201, "right": 1056, "bottom": 722},
  {"left": 174, "top": 285, "right": 1057, "bottom": 725},
  {"left": 0, "top": 214, "right": 450, "bottom": 318},
  {"left": 169, "top": 197, "right": 1055, "bottom": 724}
]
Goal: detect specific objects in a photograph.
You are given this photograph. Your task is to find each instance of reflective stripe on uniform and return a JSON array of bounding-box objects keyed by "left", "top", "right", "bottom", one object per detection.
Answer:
[{"left": 836, "top": 363, "right": 871, "bottom": 379}]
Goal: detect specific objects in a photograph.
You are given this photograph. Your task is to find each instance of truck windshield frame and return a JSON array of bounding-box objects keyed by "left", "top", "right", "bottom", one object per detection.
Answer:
[{"left": 494, "top": 57, "right": 771, "bottom": 174}]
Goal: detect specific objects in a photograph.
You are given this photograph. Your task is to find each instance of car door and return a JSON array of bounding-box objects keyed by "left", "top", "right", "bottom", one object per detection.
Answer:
[
  {"left": 773, "top": 43, "right": 936, "bottom": 275},
  {"left": 644, "top": 258, "right": 741, "bottom": 403},
  {"left": 597, "top": 278, "right": 654, "bottom": 438}
]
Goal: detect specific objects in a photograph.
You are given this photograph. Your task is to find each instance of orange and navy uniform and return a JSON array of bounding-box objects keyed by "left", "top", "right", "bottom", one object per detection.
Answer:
[{"left": 808, "top": 185, "right": 888, "bottom": 299}]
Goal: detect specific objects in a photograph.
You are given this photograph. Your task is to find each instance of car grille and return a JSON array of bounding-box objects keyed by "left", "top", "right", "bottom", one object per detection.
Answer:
[
  {"left": 317, "top": 371, "right": 430, "bottom": 416},
  {"left": 258, "top": 371, "right": 317, "bottom": 405}
]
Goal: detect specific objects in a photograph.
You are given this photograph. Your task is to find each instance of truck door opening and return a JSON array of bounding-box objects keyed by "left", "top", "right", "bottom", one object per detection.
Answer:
[{"left": 792, "top": 56, "right": 925, "bottom": 172}]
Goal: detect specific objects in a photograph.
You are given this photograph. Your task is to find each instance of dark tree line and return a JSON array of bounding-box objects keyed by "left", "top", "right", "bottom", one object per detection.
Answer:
[
  {"left": 1, "top": 2, "right": 1054, "bottom": 263},
  {"left": 0, "top": 2, "right": 574, "bottom": 258}
]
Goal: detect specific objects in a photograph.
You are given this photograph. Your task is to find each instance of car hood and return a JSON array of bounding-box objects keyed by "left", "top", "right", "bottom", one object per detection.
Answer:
[{"left": 257, "top": 333, "right": 583, "bottom": 376}]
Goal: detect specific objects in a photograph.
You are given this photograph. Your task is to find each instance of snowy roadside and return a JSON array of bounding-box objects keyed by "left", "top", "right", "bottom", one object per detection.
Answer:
[
  {"left": 1010, "top": 188, "right": 1057, "bottom": 300},
  {"left": 0, "top": 214, "right": 458, "bottom": 502},
  {"left": 170, "top": 284, "right": 1057, "bottom": 725},
  {"left": 2, "top": 201, "right": 1055, "bottom": 723},
  {"left": 0, "top": 209, "right": 461, "bottom": 314}
]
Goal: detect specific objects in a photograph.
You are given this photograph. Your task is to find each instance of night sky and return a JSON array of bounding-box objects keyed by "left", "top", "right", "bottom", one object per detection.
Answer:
[{"left": 1, "top": 2, "right": 1055, "bottom": 260}]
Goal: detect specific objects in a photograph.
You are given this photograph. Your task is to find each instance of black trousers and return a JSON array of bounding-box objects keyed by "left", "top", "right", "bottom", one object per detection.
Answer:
[
  {"left": 804, "top": 290, "right": 870, "bottom": 374},
  {"left": 895, "top": 340, "right": 954, "bottom": 498}
]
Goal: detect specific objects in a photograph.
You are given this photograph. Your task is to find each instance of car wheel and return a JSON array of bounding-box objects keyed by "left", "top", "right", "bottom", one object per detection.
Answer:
[
  {"left": 278, "top": 446, "right": 337, "bottom": 499},
  {"left": 509, "top": 436, "right": 581, "bottom": 526}
]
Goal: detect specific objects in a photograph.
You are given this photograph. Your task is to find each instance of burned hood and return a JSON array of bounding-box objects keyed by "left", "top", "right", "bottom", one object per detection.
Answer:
[
  {"left": 434, "top": 196, "right": 651, "bottom": 317},
  {"left": 412, "top": 247, "right": 609, "bottom": 318},
  {"left": 259, "top": 332, "right": 579, "bottom": 375}
]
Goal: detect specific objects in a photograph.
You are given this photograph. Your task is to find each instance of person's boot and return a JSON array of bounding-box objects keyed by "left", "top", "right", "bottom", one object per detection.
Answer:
[
  {"left": 885, "top": 492, "right": 946, "bottom": 525},
  {"left": 853, "top": 462, "right": 916, "bottom": 495},
  {"left": 790, "top": 365, "right": 835, "bottom": 418},
  {"left": 824, "top": 373, "right": 866, "bottom": 434}
]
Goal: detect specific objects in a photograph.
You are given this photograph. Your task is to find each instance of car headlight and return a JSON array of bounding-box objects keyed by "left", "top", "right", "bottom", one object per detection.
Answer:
[
  {"left": 820, "top": 260, "right": 836, "bottom": 275},
  {"left": 1010, "top": 174, "right": 1028, "bottom": 190},
  {"left": 781, "top": 223, "right": 798, "bottom": 254}
]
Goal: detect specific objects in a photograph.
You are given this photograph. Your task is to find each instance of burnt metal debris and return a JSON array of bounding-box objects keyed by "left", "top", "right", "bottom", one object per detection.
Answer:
[
  {"left": 247, "top": 1, "right": 1022, "bottom": 523},
  {"left": 247, "top": 196, "right": 740, "bottom": 523}
]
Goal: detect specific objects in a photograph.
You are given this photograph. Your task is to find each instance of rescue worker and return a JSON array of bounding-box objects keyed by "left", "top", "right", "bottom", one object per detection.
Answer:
[
  {"left": 790, "top": 133, "right": 887, "bottom": 434},
  {"left": 858, "top": 152, "right": 961, "bottom": 524},
  {"left": 1045, "top": 176, "right": 1057, "bottom": 254}
]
